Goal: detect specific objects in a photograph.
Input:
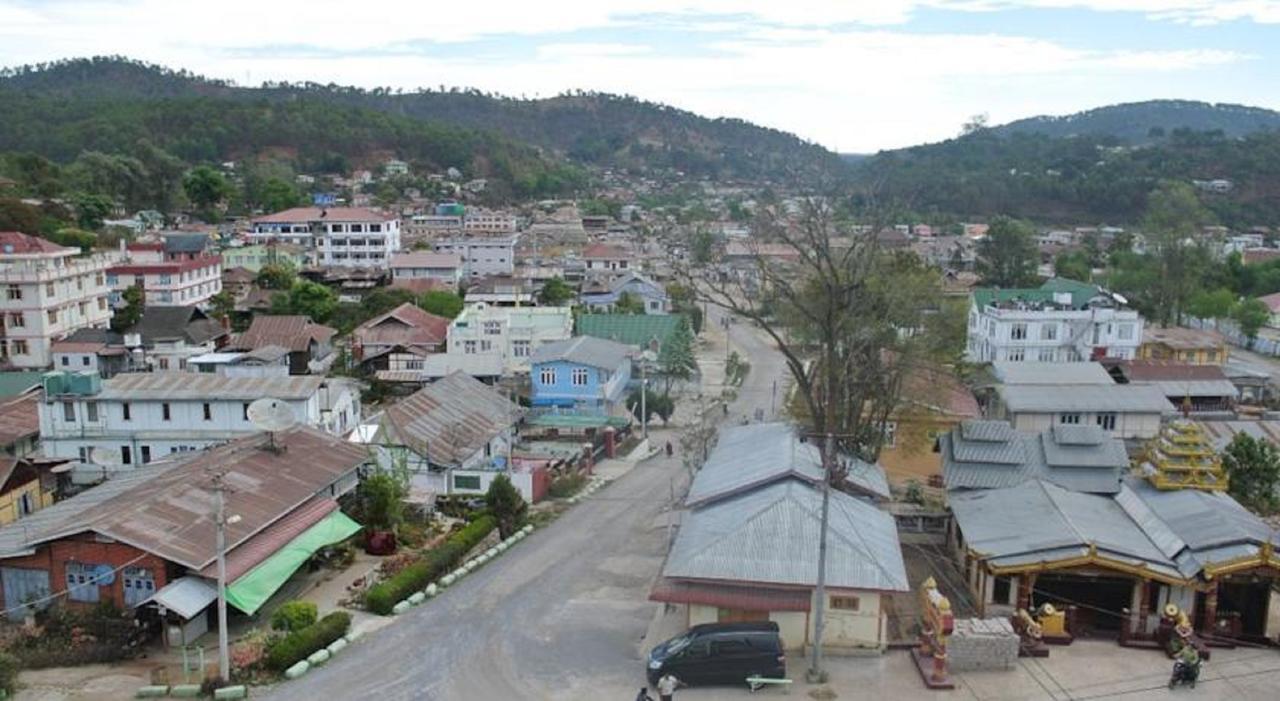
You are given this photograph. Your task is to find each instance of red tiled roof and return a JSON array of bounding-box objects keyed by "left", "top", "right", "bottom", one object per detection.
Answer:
[
  {"left": 0, "top": 231, "right": 74, "bottom": 255},
  {"left": 650, "top": 579, "right": 811, "bottom": 611},
  {"left": 0, "top": 392, "right": 39, "bottom": 447},
  {"left": 252, "top": 207, "right": 394, "bottom": 224},
  {"left": 353, "top": 303, "right": 450, "bottom": 348}
]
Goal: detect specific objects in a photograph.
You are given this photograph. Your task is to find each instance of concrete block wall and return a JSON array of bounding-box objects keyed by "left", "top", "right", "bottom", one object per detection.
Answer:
[{"left": 948, "top": 617, "right": 1019, "bottom": 671}]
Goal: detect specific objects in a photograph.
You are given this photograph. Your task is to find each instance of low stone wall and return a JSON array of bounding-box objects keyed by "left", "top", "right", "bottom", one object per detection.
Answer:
[{"left": 948, "top": 617, "right": 1019, "bottom": 671}]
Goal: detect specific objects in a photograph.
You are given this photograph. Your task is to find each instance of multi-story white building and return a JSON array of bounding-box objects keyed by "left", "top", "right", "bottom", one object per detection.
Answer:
[
  {"left": 248, "top": 207, "right": 400, "bottom": 268},
  {"left": 966, "top": 279, "right": 1144, "bottom": 364},
  {"left": 0, "top": 231, "right": 117, "bottom": 369},
  {"left": 446, "top": 303, "right": 573, "bottom": 374},
  {"left": 389, "top": 252, "right": 463, "bottom": 289},
  {"left": 433, "top": 235, "right": 518, "bottom": 278},
  {"left": 108, "top": 257, "right": 222, "bottom": 307},
  {"left": 38, "top": 371, "right": 361, "bottom": 481},
  {"left": 463, "top": 210, "right": 518, "bottom": 235}
]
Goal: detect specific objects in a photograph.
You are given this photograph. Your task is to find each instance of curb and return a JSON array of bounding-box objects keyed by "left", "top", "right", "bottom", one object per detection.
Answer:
[
  {"left": 276, "top": 628, "right": 364, "bottom": 681},
  {"left": 386, "top": 523, "right": 537, "bottom": 614},
  {"left": 135, "top": 684, "right": 249, "bottom": 699}
]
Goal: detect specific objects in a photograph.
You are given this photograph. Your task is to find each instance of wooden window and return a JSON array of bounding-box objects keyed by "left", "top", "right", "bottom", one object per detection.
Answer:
[{"left": 830, "top": 595, "right": 860, "bottom": 611}]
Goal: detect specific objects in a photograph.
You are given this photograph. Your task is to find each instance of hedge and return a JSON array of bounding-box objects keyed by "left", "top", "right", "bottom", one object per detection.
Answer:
[
  {"left": 365, "top": 515, "right": 496, "bottom": 615},
  {"left": 266, "top": 611, "right": 351, "bottom": 672},
  {"left": 271, "top": 601, "right": 318, "bottom": 632}
]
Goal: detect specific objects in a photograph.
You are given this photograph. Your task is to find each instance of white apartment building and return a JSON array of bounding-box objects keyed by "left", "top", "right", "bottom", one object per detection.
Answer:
[
  {"left": 248, "top": 207, "right": 400, "bottom": 268},
  {"left": 389, "top": 251, "right": 463, "bottom": 289},
  {"left": 966, "top": 281, "right": 1144, "bottom": 364},
  {"left": 446, "top": 303, "right": 573, "bottom": 374},
  {"left": 433, "top": 235, "right": 518, "bottom": 278},
  {"left": 405, "top": 214, "right": 463, "bottom": 239},
  {"left": 0, "top": 232, "right": 117, "bottom": 369},
  {"left": 463, "top": 210, "right": 518, "bottom": 235},
  {"left": 38, "top": 371, "right": 361, "bottom": 481},
  {"left": 108, "top": 257, "right": 222, "bottom": 307}
]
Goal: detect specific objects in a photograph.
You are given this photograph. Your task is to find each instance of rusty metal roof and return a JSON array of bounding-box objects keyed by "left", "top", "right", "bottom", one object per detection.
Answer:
[
  {"left": 227, "top": 315, "right": 337, "bottom": 353},
  {"left": 381, "top": 371, "right": 521, "bottom": 468},
  {"left": 0, "top": 392, "right": 39, "bottom": 447},
  {"left": 100, "top": 372, "right": 323, "bottom": 401},
  {"left": 25, "top": 426, "right": 368, "bottom": 571},
  {"left": 198, "top": 496, "right": 337, "bottom": 581}
]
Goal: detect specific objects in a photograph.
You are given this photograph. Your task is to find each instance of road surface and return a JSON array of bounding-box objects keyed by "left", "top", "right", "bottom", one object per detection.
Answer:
[{"left": 263, "top": 306, "right": 786, "bottom": 701}]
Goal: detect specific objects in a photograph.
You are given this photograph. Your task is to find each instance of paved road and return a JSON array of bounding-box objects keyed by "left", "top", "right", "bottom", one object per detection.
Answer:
[{"left": 263, "top": 306, "right": 787, "bottom": 701}]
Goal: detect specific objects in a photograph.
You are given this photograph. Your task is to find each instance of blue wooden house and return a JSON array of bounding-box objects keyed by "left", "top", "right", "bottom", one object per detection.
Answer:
[
  {"left": 580, "top": 272, "right": 670, "bottom": 314},
  {"left": 530, "top": 336, "right": 634, "bottom": 414}
]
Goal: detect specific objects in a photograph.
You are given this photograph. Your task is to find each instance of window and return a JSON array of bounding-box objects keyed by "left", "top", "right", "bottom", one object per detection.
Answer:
[
  {"left": 1011, "top": 323, "right": 1028, "bottom": 340},
  {"left": 82, "top": 356, "right": 90, "bottom": 366},
  {"left": 1117, "top": 323, "right": 1134, "bottom": 341},
  {"left": 883, "top": 421, "right": 897, "bottom": 448},
  {"left": 106, "top": 274, "right": 117, "bottom": 286},
  {"left": 1058, "top": 413, "right": 1082, "bottom": 425},
  {"left": 78, "top": 301, "right": 87, "bottom": 317},
  {"left": 993, "top": 576, "right": 1012, "bottom": 605},
  {"left": 540, "top": 367, "right": 556, "bottom": 385},
  {"left": 86, "top": 401, "right": 98, "bottom": 422},
  {"left": 1038, "top": 348, "right": 1056, "bottom": 362},
  {"left": 464, "top": 340, "right": 478, "bottom": 354},
  {"left": 18, "top": 491, "right": 34, "bottom": 517},
  {"left": 513, "top": 340, "right": 531, "bottom": 357},
  {"left": 121, "top": 446, "right": 132, "bottom": 464},
  {"left": 405, "top": 359, "right": 423, "bottom": 370},
  {"left": 122, "top": 567, "right": 155, "bottom": 607},
  {"left": 162, "top": 403, "right": 171, "bottom": 421},
  {"left": 97, "top": 298, "right": 107, "bottom": 311},
  {"left": 60, "top": 356, "right": 69, "bottom": 367},
  {"left": 1040, "top": 323, "right": 1057, "bottom": 341},
  {"left": 243, "top": 403, "right": 251, "bottom": 421},
  {"left": 6, "top": 284, "right": 20, "bottom": 300},
  {"left": 62, "top": 401, "right": 75, "bottom": 422},
  {"left": 141, "top": 446, "right": 151, "bottom": 464},
  {"left": 453, "top": 474, "right": 481, "bottom": 490},
  {"left": 483, "top": 321, "right": 502, "bottom": 336},
  {"left": 11, "top": 340, "right": 27, "bottom": 355},
  {"left": 203, "top": 403, "right": 212, "bottom": 421},
  {"left": 65, "top": 562, "right": 100, "bottom": 603},
  {"left": 157, "top": 358, "right": 169, "bottom": 370},
  {"left": 76, "top": 276, "right": 83, "bottom": 291},
  {"left": 159, "top": 274, "right": 171, "bottom": 285},
  {"left": 8, "top": 313, "right": 23, "bottom": 328},
  {"left": 122, "top": 402, "right": 131, "bottom": 421},
  {"left": 1096, "top": 413, "right": 1117, "bottom": 431},
  {"left": 1007, "top": 348, "right": 1025, "bottom": 361},
  {"left": 822, "top": 595, "right": 860, "bottom": 613},
  {"left": 45, "top": 282, "right": 54, "bottom": 296},
  {"left": 95, "top": 273, "right": 104, "bottom": 286},
  {"left": 47, "top": 309, "right": 57, "bottom": 324},
  {"left": 572, "top": 368, "right": 589, "bottom": 386},
  {"left": 1206, "top": 350, "right": 1218, "bottom": 362}
]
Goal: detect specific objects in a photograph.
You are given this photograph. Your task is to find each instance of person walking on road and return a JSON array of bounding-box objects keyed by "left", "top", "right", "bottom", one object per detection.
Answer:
[
  {"left": 634, "top": 687, "right": 654, "bottom": 701},
  {"left": 665, "top": 441, "right": 673, "bottom": 457},
  {"left": 656, "top": 673, "right": 681, "bottom": 701}
]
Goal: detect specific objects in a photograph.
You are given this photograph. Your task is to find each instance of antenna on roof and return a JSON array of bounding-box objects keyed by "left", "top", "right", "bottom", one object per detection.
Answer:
[{"left": 246, "top": 398, "right": 297, "bottom": 453}]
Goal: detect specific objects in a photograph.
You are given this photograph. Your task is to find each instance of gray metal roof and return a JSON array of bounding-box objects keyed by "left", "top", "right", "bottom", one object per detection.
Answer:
[
  {"left": 98, "top": 372, "right": 323, "bottom": 401},
  {"left": 943, "top": 421, "right": 1127, "bottom": 494},
  {"left": 999, "top": 383, "right": 1172, "bottom": 414},
  {"left": 381, "top": 371, "right": 521, "bottom": 467},
  {"left": 665, "top": 480, "right": 908, "bottom": 592},
  {"left": 530, "top": 335, "right": 634, "bottom": 371},
  {"left": 992, "top": 362, "right": 1113, "bottom": 385},
  {"left": 1138, "top": 380, "right": 1239, "bottom": 399},
  {"left": 686, "top": 423, "right": 889, "bottom": 506}
]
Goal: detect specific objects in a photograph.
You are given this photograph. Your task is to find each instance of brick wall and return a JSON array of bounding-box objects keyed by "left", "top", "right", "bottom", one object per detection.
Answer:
[{"left": 0, "top": 533, "right": 170, "bottom": 612}]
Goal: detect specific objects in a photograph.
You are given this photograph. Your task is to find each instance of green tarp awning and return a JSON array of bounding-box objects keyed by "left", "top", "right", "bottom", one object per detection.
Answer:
[{"left": 225, "top": 510, "right": 361, "bottom": 615}]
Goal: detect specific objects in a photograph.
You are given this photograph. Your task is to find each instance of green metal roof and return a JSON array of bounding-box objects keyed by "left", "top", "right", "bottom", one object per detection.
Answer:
[
  {"left": 224, "top": 509, "right": 361, "bottom": 615},
  {"left": 0, "top": 371, "right": 45, "bottom": 399},
  {"left": 526, "top": 414, "right": 630, "bottom": 429},
  {"left": 971, "top": 278, "right": 1102, "bottom": 310},
  {"left": 576, "top": 313, "right": 685, "bottom": 349}
]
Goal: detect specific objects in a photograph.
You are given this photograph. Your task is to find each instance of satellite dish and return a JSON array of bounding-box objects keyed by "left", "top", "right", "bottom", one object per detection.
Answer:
[
  {"left": 247, "top": 398, "right": 297, "bottom": 432},
  {"left": 89, "top": 447, "right": 122, "bottom": 466}
]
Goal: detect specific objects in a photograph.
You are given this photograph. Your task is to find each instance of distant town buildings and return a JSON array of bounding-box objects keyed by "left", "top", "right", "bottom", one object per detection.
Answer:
[
  {"left": 432, "top": 236, "right": 518, "bottom": 278},
  {"left": 248, "top": 207, "right": 400, "bottom": 268},
  {"left": 446, "top": 303, "right": 573, "bottom": 374}
]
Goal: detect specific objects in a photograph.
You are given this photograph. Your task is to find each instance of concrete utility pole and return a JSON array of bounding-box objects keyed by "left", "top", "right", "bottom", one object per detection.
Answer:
[
  {"left": 807, "top": 432, "right": 835, "bottom": 683},
  {"left": 213, "top": 475, "right": 231, "bottom": 682},
  {"left": 640, "top": 360, "right": 648, "bottom": 439}
]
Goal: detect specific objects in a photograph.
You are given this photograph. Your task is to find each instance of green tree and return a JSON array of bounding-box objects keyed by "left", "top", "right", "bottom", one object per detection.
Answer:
[
  {"left": 208, "top": 290, "right": 235, "bottom": 320},
  {"left": 0, "top": 198, "right": 42, "bottom": 234},
  {"left": 1186, "top": 288, "right": 1237, "bottom": 320},
  {"left": 538, "top": 277, "right": 575, "bottom": 306},
  {"left": 73, "top": 193, "right": 114, "bottom": 230},
  {"left": 419, "top": 290, "right": 464, "bottom": 319},
  {"left": 666, "top": 283, "right": 704, "bottom": 334},
  {"left": 484, "top": 474, "right": 528, "bottom": 538},
  {"left": 1142, "top": 181, "right": 1213, "bottom": 326},
  {"left": 1232, "top": 298, "right": 1271, "bottom": 346},
  {"left": 976, "top": 216, "right": 1038, "bottom": 287},
  {"left": 657, "top": 317, "right": 698, "bottom": 392},
  {"left": 613, "top": 291, "right": 646, "bottom": 315},
  {"left": 690, "top": 227, "right": 715, "bottom": 265},
  {"left": 111, "top": 284, "right": 144, "bottom": 332},
  {"left": 1053, "top": 250, "right": 1091, "bottom": 282},
  {"left": 273, "top": 281, "right": 338, "bottom": 322},
  {"left": 256, "top": 263, "right": 297, "bottom": 290},
  {"left": 360, "top": 288, "right": 418, "bottom": 318},
  {"left": 358, "top": 469, "right": 408, "bottom": 532},
  {"left": 183, "top": 165, "right": 233, "bottom": 210},
  {"left": 252, "top": 177, "right": 303, "bottom": 213},
  {"left": 1222, "top": 433, "right": 1280, "bottom": 515}
]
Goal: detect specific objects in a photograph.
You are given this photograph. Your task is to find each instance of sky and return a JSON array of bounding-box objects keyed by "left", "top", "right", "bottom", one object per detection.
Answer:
[{"left": 1, "top": 1, "right": 1279, "bottom": 153}]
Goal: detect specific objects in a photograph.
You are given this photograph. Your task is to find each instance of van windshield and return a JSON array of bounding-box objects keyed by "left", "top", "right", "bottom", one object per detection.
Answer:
[{"left": 663, "top": 634, "right": 692, "bottom": 655}]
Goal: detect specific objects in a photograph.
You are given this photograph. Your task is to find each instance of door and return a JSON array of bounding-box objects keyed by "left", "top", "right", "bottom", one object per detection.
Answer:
[
  {"left": 122, "top": 566, "right": 156, "bottom": 608},
  {"left": 667, "top": 639, "right": 711, "bottom": 685},
  {"left": 1, "top": 567, "right": 51, "bottom": 622},
  {"left": 710, "top": 636, "right": 757, "bottom": 685}
]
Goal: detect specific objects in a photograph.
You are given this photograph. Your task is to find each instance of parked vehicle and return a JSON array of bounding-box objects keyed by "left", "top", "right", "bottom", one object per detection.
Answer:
[{"left": 646, "top": 622, "right": 786, "bottom": 687}]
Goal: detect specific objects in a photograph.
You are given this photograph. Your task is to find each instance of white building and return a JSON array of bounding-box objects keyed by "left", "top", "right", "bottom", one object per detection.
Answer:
[
  {"left": 0, "top": 232, "right": 117, "bottom": 369},
  {"left": 108, "top": 257, "right": 222, "bottom": 307},
  {"left": 463, "top": 210, "right": 518, "bottom": 235},
  {"left": 38, "top": 371, "right": 361, "bottom": 481},
  {"left": 389, "top": 251, "right": 463, "bottom": 289},
  {"left": 433, "top": 236, "right": 518, "bottom": 278},
  {"left": 248, "top": 207, "right": 400, "bottom": 268},
  {"left": 966, "top": 280, "right": 1144, "bottom": 364},
  {"left": 446, "top": 303, "right": 573, "bottom": 374}
]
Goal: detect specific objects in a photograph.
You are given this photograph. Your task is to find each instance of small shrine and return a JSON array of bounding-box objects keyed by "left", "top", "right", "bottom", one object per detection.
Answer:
[{"left": 1137, "top": 420, "right": 1228, "bottom": 492}]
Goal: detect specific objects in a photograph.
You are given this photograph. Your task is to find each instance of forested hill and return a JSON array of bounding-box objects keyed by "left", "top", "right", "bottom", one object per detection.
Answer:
[
  {"left": 853, "top": 126, "right": 1280, "bottom": 228},
  {"left": 990, "top": 100, "right": 1280, "bottom": 144},
  {"left": 0, "top": 56, "right": 848, "bottom": 186}
]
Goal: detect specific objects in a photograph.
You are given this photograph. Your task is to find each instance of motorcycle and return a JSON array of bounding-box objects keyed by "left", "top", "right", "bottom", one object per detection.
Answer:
[{"left": 1168, "top": 659, "right": 1200, "bottom": 689}]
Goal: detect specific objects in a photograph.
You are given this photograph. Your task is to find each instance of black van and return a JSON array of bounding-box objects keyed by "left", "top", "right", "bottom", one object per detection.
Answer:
[{"left": 646, "top": 622, "right": 786, "bottom": 687}]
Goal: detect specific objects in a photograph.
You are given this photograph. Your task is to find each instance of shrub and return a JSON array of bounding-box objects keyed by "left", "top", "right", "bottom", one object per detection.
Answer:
[
  {"left": 547, "top": 473, "right": 588, "bottom": 499},
  {"left": 0, "top": 651, "right": 19, "bottom": 694},
  {"left": 485, "top": 474, "right": 528, "bottom": 538},
  {"left": 270, "top": 601, "right": 318, "bottom": 632},
  {"left": 364, "top": 515, "right": 496, "bottom": 615},
  {"left": 265, "top": 611, "right": 351, "bottom": 672}
]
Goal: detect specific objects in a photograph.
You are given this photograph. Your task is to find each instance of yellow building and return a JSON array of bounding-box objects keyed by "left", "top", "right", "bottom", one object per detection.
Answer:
[
  {"left": 1138, "top": 326, "right": 1228, "bottom": 365},
  {"left": 879, "top": 365, "right": 980, "bottom": 487},
  {"left": 0, "top": 458, "right": 55, "bottom": 525}
]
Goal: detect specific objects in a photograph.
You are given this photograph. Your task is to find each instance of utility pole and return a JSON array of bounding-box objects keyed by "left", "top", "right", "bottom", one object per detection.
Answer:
[
  {"left": 640, "top": 360, "right": 648, "bottom": 439},
  {"left": 771, "top": 379, "right": 777, "bottom": 418},
  {"left": 807, "top": 432, "right": 834, "bottom": 684},
  {"left": 213, "top": 474, "right": 231, "bottom": 682}
]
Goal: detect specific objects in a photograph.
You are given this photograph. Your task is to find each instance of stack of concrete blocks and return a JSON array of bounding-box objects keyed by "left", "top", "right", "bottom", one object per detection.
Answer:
[{"left": 948, "top": 617, "right": 1020, "bottom": 671}]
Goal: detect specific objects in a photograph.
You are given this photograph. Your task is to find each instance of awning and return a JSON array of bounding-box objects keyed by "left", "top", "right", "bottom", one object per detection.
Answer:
[
  {"left": 143, "top": 576, "right": 218, "bottom": 620},
  {"left": 224, "top": 510, "right": 362, "bottom": 615},
  {"left": 649, "top": 579, "right": 812, "bottom": 612}
]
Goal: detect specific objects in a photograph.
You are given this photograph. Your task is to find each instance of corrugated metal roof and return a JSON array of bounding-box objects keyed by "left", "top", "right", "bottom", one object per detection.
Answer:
[
  {"left": 1197, "top": 420, "right": 1280, "bottom": 451},
  {"left": 650, "top": 579, "right": 811, "bottom": 611},
  {"left": 530, "top": 336, "right": 634, "bottom": 371},
  {"left": 577, "top": 313, "right": 685, "bottom": 349},
  {"left": 943, "top": 422, "right": 1126, "bottom": 494},
  {"left": 686, "top": 423, "right": 889, "bottom": 506},
  {"left": 993, "top": 362, "right": 1114, "bottom": 385},
  {"left": 0, "top": 392, "right": 39, "bottom": 447},
  {"left": 999, "top": 384, "right": 1172, "bottom": 414},
  {"left": 381, "top": 371, "right": 521, "bottom": 467},
  {"left": 141, "top": 576, "right": 217, "bottom": 620},
  {"left": 227, "top": 315, "right": 337, "bottom": 353},
  {"left": 99, "top": 372, "right": 323, "bottom": 401},
  {"left": 1041, "top": 429, "right": 1129, "bottom": 468},
  {"left": 960, "top": 420, "right": 1018, "bottom": 442},
  {"left": 1140, "top": 380, "right": 1239, "bottom": 399},
  {"left": 665, "top": 480, "right": 908, "bottom": 592}
]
